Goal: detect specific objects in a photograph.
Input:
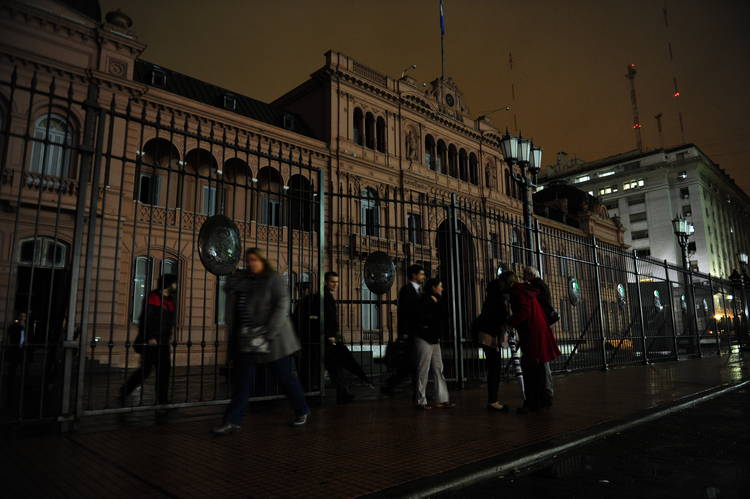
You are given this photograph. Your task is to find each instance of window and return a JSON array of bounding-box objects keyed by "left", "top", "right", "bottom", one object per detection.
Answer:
[
  {"left": 365, "top": 112, "right": 375, "bottom": 149},
  {"left": 407, "top": 213, "right": 422, "bottom": 244},
  {"left": 505, "top": 169, "right": 513, "bottom": 197},
  {"left": 361, "top": 280, "right": 380, "bottom": 330},
  {"left": 490, "top": 233, "right": 500, "bottom": 259},
  {"left": 261, "top": 197, "right": 282, "bottom": 226},
  {"left": 629, "top": 212, "right": 647, "bottom": 223},
  {"left": 353, "top": 108, "right": 364, "bottom": 145},
  {"left": 680, "top": 187, "right": 690, "bottom": 199},
  {"left": 682, "top": 205, "right": 692, "bottom": 217},
  {"left": 283, "top": 113, "right": 295, "bottom": 131},
  {"left": 203, "top": 185, "right": 220, "bottom": 216},
  {"left": 361, "top": 189, "right": 379, "bottom": 237},
  {"left": 604, "top": 201, "right": 618, "bottom": 210},
  {"left": 223, "top": 94, "right": 237, "bottom": 111},
  {"left": 628, "top": 195, "right": 645, "bottom": 206},
  {"left": 137, "top": 172, "right": 159, "bottom": 205},
  {"left": 574, "top": 175, "right": 590, "bottom": 183},
  {"left": 631, "top": 230, "right": 649, "bottom": 240},
  {"left": 17, "top": 237, "right": 67, "bottom": 268},
  {"left": 598, "top": 185, "right": 618, "bottom": 195},
  {"left": 161, "top": 258, "right": 178, "bottom": 278},
  {"left": 635, "top": 248, "right": 651, "bottom": 257},
  {"left": 469, "top": 153, "right": 479, "bottom": 185},
  {"left": 623, "top": 178, "right": 645, "bottom": 190},
  {"left": 458, "top": 149, "right": 468, "bottom": 181},
  {"left": 511, "top": 229, "right": 523, "bottom": 264},
  {"left": 598, "top": 170, "right": 616, "bottom": 177},
  {"left": 31, "top": 114, "right": 72, "bottom": 177},
  {"left": 676, "top": 152, "right": 687, "bottom": 160},
  {"left": 424, "top": 135, "right": 436, "bottom": 170},
  {"left": 437, "top": 140, "right": 447, "bottom": 174},
  {"left": 217, "top": 275, "right": 227, "bottom": 325},
  {"left": 132, "top": 256, "right": 153, "bottom": 323},
  {"left": 376, "top": 116, "right": 386, "bottom": 153},
  {"left": 448, "top": 144, "right": 458, "bottom": 177},
  {"left": 151, "top": 68, "right": 166, "bottom": 87}
]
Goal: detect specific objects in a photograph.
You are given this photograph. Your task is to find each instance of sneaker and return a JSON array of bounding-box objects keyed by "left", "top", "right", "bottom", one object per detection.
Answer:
[
  {"left": 291, "top": 411, "right": 310, "bottom": 427},
  {"left": 212, "top": 423, "right": 241, "bottom": 435}
]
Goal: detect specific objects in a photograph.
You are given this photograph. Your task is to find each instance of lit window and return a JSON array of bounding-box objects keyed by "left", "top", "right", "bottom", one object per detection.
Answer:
[
  {"left": 598, "top": 185, "right": 618, "bottom": 195},
  {"left": 575, "top": 175, "right": 590, "bottom": 183},
  {"left": 598, "top": 171, "right": 615, "bottom": 177},
  {"left": 623, "top": 179, "right": 645, "bottom": 190}
]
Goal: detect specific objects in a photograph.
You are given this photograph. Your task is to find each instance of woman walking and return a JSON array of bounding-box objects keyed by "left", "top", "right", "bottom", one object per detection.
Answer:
[
  {"left": 509, "top": 278, "right": 561, "bottom": 413},
  {"left": 414, "top": 278, "right": 454, "bottom": 410},
  {"left": 213, "top": 248, "right": 310, "bottom": 434},
  {"left": 475, "top": 271, "right": 517, "bottom": 412}
]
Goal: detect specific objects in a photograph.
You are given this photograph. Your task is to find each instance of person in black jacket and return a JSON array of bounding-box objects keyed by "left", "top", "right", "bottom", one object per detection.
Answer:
[
  {"left": 296, "top": 272, "right": 372, "bottom": 403},
  {"left": 382, "top": 264, "right": 425, "bottom": 395},
  {"left": 475, "top": 272, "right": 517, "bottom": 411},
  {"left": 120, "top": 274, "right": 177, "bottom": 406},
  {"left": 414, "top": 278, "right": 454, "bottom": 409}
]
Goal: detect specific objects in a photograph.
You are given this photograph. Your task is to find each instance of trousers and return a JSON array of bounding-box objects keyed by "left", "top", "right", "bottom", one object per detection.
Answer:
[{"left": 414, "top": 337, "right": 449, "bottom": 406}]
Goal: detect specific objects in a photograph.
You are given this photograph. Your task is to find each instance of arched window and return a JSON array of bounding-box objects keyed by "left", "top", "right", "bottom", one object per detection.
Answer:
[
  {"left": 258, "top": 167, "right": 283, "bottom": 227},
  {"left": 186, "top": 148, "right": 220, "bottom": 214},
  {"left": 424, "top": 135, "right": 436, "bottom": 170},
  {"left": 437, "top": 140, "right": 447, "bottom": 174},
  {"left": 376, "top": 116, "right": 386, "bottom": 153},
  {"left": 360, "top": 188, "right": 380, "bottom": 237},
  {"left": 30, "top": 114, "right": 72, "bottom": 178},
  {"left": 288, "top": 174, "right": 314, "bottom": 231},
  {"left": 138, "top": 138, "right": 180, "bottom": 206},
  {"left": 365, "top": 112, "right": 375, "bottom": 149},
  {"left": 448, "top": 144, "right": 458, "bottom": 178},
  {"left": 361, "top": 279, "right": 380, "bottom": 330},
  {"left": 353, "top": 108, "right": 364, "bottom": 145},
  {"left": 469, "top": 152, "right": 478, "bottom": 185},
  {"left": 17, "top": 236, "right": 67, "bottom": 269},
  {"left": 458, "top": 148, "right": 468, "bottom": 181}
]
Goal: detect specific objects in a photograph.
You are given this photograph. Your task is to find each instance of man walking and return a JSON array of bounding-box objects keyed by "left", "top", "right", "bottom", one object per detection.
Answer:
[
  {"left": 382, "top": 264, "right": 425, "bottom": 395},
  {"left": 121, "top": 274, "right": 178, "bottom": 406}
]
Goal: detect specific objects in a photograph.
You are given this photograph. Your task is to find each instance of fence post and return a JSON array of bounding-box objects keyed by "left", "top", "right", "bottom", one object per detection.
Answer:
[
  {"left": 591, "top": 236, "right": 608, "bottom": 371},
  {"left": 707, "top": 274, "right": 721, "bottom": 356},
  {"left": 317, "top": 167, "right": 326, "bottom": 398},
  {"left": 535, "top": 218, "right": 544, "bottom": 278},
  {"left": 632, "top": 250, "right": 650, "bottom": 364},
  {"left": 664, "top": 260, "right": 680, "bottom": 360},
  {"left": 60, "top": 82, "right": 99, "bottom": 427},
  {"left": 688, "top": 267, "right": 702, "bottom": 358},
  {"left": 448, "top": 193, "right": 464, "bottom": 389}
]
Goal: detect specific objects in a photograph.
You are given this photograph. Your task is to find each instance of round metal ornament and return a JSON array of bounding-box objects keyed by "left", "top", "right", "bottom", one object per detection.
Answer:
[
  {"left": 568, "top": 276, "right": 581, "bottom": 306},
  {"left": 363, "top": 251, "right": 396, "bottom": 295},
  {"left": 198, "top": 215, "right": 242, "bottom": 276}
]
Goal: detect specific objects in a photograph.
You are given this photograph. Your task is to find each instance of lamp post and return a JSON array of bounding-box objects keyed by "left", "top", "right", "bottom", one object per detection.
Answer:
[
  {"left": 500, "top": 129, "right": 542, "bottom": 266},
  {"left": 672, "top": 215, "right": 697, "bottom": 354}
]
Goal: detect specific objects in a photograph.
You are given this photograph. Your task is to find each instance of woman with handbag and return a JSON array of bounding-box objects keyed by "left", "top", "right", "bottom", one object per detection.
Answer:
[
  {"left": 475, "top": 271, "right": 517, "bottom": 412},
  {"left": 213, "top": 248, "right": 310, "bottom": 435}
]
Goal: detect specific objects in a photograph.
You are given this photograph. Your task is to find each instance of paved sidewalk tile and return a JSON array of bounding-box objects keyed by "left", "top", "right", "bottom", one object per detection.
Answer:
[{"left": 2, "top": 355, "right": 748, "bottom": 498}]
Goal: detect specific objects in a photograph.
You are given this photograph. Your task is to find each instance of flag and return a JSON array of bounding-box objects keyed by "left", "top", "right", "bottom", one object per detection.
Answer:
[{"left": 440, "top": 0, "right": 446, "bottom": 35}]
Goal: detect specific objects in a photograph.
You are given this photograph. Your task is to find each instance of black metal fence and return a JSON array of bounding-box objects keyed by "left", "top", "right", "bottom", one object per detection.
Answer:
[{"left": 1, "top": 71, "right": 747, "bottom": 430}]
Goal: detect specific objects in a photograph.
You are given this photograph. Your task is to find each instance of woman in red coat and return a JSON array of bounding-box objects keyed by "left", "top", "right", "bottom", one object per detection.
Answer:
[{"left": 509, "top": 282, "right": 561, "bottom": 413}]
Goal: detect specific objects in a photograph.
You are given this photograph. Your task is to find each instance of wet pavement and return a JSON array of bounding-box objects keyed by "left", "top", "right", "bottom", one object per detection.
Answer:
[
  {"left": 439, "top": 385, "right": 750, "bottom": 499},
  {"left": 1, "top": 354, "right": 748, "bottom": 498}
]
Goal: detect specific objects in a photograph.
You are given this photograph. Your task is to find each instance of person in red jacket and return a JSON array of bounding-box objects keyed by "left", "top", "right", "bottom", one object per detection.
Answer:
[{"left": 509, "top": 281, "right": 561, "bottom": 413}]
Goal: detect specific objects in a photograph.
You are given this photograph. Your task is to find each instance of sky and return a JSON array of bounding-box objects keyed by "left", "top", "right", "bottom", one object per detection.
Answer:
[{"left": 100, "top": 0, "right": 750, "bottom": 193}]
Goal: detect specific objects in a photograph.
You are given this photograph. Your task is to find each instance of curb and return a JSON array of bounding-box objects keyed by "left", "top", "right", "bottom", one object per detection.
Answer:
[{"left": 367, "top": 378, "right": 750, "bottom": 498}]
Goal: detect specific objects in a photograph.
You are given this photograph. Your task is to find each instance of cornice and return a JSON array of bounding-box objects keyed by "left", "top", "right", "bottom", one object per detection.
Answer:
[{"left": 2, "top": 1, "right": 98, "bottom": 45}]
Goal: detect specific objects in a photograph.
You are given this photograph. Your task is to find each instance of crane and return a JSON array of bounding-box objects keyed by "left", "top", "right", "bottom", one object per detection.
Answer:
[{"left": 625, "top": 63, "right": 643, "bottom": 152}]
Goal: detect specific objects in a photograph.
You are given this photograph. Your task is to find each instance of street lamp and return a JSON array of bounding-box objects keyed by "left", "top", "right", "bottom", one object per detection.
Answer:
[
  {"left": 738, "top": 251, "right": 750, "bottom": 349},
  {"left": 672, "top": 214, "right": 697, "bottom": 354},
  {"left": 500, "top": 129, "right": 542, "bottom": 266}
]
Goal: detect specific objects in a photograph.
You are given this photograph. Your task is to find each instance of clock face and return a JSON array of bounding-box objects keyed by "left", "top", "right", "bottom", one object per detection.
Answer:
[{"left": 445, "top": 94, "right": 455, "bottom": 107}]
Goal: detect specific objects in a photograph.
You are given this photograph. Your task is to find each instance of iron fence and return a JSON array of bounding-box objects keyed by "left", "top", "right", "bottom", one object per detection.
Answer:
[{"left": 0, "top": 70, "right": 747, "bottom": 430}]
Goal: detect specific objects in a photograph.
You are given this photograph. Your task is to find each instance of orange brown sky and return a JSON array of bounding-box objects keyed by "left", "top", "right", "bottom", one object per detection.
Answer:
[{"left": 100, "top": 0, "right": 750, "bottom": 193}]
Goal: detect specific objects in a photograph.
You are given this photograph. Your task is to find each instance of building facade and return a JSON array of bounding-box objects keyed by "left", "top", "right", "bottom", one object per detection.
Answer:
[{"left": 542, "top": 145, "right": 750, "bottom": 278}]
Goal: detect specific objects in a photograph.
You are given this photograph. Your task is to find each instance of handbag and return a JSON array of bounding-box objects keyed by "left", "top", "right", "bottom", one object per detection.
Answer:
[{"left": 238, "top": 325, "right": 270, "bottom": 354}]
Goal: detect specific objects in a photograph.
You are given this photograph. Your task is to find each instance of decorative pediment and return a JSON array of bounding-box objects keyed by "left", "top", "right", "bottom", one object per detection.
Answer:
[{"left": 424, "top": 77, "right": 470, "bottom": 120}]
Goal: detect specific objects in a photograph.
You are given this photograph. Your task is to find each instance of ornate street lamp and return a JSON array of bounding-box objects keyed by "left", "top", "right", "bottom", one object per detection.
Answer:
[
  {"left": 673, "top": 214, "right": 698, "bottom": 354},
  {"left": 500, "top": 130, "right": 541, "bottom": 266},
  {"left": 672, "top": 215, "right": 694, "bottom": 270},
  {"left": 738, "top": 251, "right": 750, "bottom": 349}
]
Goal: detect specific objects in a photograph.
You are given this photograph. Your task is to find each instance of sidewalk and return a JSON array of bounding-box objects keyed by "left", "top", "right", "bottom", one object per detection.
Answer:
[{"left": 2, "top": 354, "right": 749, "bottom": 498}]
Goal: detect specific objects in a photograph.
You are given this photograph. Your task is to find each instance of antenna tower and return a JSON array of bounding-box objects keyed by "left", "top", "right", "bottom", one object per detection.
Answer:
[{"left": 625, "top": 63, "right": 643, "bottom": 151}]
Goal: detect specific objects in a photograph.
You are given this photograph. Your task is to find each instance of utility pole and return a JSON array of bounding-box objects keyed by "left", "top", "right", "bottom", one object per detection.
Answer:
[
  {"left": 655, "top": 113, "right": 664, "bottom": 149},
  {"left": 625, "top": 64, "right": 643, "bottom": 151}
]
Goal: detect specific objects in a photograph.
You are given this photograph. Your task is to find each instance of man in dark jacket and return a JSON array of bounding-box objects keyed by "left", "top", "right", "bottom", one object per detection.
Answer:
[
  {"left": 2, "top": 311, "right": 27, "bottom": 413},
  {"left": 121, "top": 274, "right": 177, "bottom": 405},
  {"left": 296, "top": 272, "right": 372, "bottom": 403},
  {"left": 382, "top": 264, "right": 425, "bottom": 394}
]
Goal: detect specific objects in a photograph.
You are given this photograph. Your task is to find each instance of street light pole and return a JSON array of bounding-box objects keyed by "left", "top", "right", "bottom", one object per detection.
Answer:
[
  {"left": 500, "top": 130, "right": 542, "bottom": 267},
  {"left": 738, "top": 251, "right": 749, "bottom": 350},
  {"left": 672, "top": 215, "right": 697, "bottom": 355}
]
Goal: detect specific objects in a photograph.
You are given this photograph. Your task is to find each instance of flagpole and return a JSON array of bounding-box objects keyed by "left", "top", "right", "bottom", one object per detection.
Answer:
[{"left": 440, "top": 0, "right": 445, "bottom": 80}]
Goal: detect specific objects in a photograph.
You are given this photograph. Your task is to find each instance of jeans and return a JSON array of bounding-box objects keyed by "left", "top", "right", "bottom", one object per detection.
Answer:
[
  {"left": 414, "top": 337, "right": 449, "bottom": 406},
  {"left": 224, "top": 353, "right": 309, "bottom": 425},
  {"left": 123, "top": 346, "right": 171, "bottom": 404}
]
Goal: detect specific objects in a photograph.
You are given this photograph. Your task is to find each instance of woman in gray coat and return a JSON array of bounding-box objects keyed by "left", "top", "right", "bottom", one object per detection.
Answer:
[{"left": 213, "top": 248, "right": 310, "bottom": 434}]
